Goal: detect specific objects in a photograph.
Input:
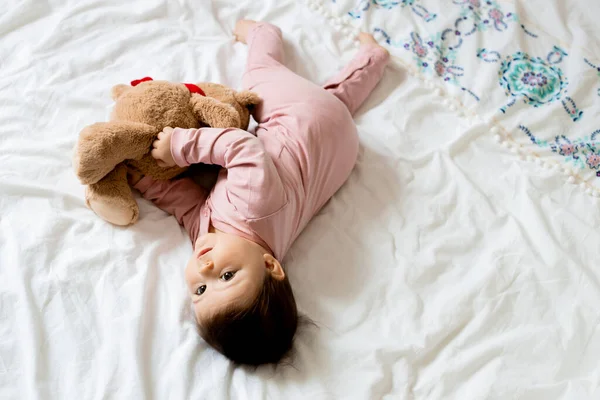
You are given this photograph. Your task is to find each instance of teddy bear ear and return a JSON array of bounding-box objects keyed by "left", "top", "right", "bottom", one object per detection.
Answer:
[
  {"left": 111, "top": 84, "right": 130, "bottom": 101},
  {"left": 234, "top": 91, "right": 261, "bottom": 107}
]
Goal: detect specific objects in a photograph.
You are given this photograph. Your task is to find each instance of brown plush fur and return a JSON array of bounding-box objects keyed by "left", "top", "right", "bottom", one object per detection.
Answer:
[{"left": 73, "top": 80, "right": 260, "bottom": 226}]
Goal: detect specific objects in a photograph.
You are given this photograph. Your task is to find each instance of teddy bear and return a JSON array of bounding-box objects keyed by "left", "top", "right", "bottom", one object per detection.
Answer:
[{"left": 73, "top": 77, "right": 259, "bottom": 226}]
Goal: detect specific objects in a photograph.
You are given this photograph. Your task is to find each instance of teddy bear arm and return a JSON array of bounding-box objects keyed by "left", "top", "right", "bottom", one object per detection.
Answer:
[
  {"left": 74, "top": 121, "right": 158, "bottom": 185},
  {"left": 191, "top": 95, "right": 242, "bottom": 129}
]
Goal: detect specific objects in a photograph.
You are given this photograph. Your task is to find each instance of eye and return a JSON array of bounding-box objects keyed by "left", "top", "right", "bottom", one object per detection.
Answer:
[
  {"left": 195, "top": 285, "right": 206, "bottom": 296},
  {"left": 220, "top": 271, "right": 236, "bottom": 281}
]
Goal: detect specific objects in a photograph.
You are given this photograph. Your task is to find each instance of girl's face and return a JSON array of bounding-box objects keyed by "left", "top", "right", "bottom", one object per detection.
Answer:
[{"left": 184, "top": 232, "right": 269, "bottom": 323}]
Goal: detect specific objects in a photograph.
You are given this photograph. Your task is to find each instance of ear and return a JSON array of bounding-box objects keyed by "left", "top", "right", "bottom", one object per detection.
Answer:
[
  {"left": 263, "top": 254, "right": 285, "bottom": 281},
  {"left": 111, "top": 84, "right": 130, "bottom": 101},
  {"left": 235, "top": 91, "right": 261, "bottom": 107},
  {"left": 190, "top": 95, "right": 241, "bottom": 128}
]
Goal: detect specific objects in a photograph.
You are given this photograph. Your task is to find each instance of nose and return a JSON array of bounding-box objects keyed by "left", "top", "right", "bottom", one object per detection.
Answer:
[{"left": 199, "top": 259, "right": 214, "bottom": 274}]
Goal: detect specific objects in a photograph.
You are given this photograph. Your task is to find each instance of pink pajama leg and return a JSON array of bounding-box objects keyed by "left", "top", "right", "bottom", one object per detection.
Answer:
[
  {"left": 242, "top": 23, "right": 321, "bottom": 125},
  {"left": 323, "top": 44, "right": 390, "bottom": 115},
  {"left": 242, "top": 23, "right": 389, "bottom": 124},
  {"left": 244, "top": 23, "right": 285, "bottom": 71}
]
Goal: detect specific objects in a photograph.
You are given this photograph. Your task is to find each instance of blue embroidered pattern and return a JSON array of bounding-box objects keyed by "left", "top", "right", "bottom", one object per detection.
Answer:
[
  {"left": 453, "top": 0, "right": 518, "bottom": 32},
  {"left": 322, "top": 0, "right": 600, "bottom": 187},
  {"left": 477, "top": 48, "right": 501, "bottom": 63},
  {"left": 374, "top": 23, "right": 478, "bottom": 100},
  {"left": 382, "top": 1, "right": 521, "bottom": 102},
  {"left": 561, "top": 97, "right": 583, "bottom": 122},
  {"left": 348, "top": 0, "right": 436, "bottom": 22},
  {"left": 498, "top": 51, "right": 568, "bottom": 108},
  {"left": 521, "top": 125, "right": 600, "bottom": 176},
  {"left": 547, "top": 46, "right": 568, "bottom": 64},
  {"left": 520, "top": 24, "right": 538, "bottom": 38}
]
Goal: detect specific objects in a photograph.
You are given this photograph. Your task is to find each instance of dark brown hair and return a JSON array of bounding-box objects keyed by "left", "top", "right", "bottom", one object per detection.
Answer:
[{"left": 198, "top": 273, "right": 298, "bottom": 366}]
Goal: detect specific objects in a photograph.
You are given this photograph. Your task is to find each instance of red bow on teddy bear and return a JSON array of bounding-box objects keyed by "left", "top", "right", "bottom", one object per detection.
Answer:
[{"left": 130, "top": 77, "right": 205, "bottom": 96}]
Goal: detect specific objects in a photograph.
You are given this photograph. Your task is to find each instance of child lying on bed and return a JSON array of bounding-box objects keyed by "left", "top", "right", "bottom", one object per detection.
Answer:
[{"left": 127, "top": 20, "right": 389, "bottom": 366}]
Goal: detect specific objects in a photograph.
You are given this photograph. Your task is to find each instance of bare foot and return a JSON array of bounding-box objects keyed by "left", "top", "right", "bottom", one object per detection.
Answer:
[
  {"left": 234, "top": 19, "right": 258, "bottom": 44},
  {"left": 358, "top": 32, "right": 390, "bottom": 56}
]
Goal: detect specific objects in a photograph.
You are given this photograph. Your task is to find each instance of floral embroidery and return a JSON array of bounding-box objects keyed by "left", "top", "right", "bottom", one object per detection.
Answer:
[
  {"left": 410, "top": 32, "right": 429, "bottom": 58},
  {"left": 412, "top": 4, "right": 437, "bottom": 22},
  {"left": 402, "top": 30, "right": 464, "bottom": 82},
  {"left": 521, "top": 71, "right": 547, "bottom": 87},
  {"left": 348, "top": 0, "right": 436, "bottom": 21},
  {"left": 435, "top": 61, "right": 464, "bottom": 80},
  {"left": 499, "top": 51, "right": 567, "bottom": 107},
  {"left": 561, "top": 97, "right": 583, "bottom": 122},
  {"left": 317, "top": 0, "right": 600, "bottom": 189},
  {"left": 553, "top": 136, "right": 579, "bottom": 158},
  {"left": 477, "top": 48, "right": 501, "bottom": 63},
  {"left": 488, "top": 8, "right": 508, "bottom": 31},
  {"left": 520, "top": 126, "right": 600, "bottom": 174},
  {"left": 586, "top": 152, "right": 600, "bottom": 170},
  {"left": 376, "top": 26, "right": 479, "bottom": 99},
  {"left": 407, "top": 30, "right": 482, "bottom": 99},
  {"left": 440, "top": 26, "right": 464, "bottom": 51},
  {"left": 547, "top": 46, "right": 568, "bottom": 64},
  {"left": 367, "top": 0, "right": 522, "bottom": 103},
  {"left": 454, "top": 0, "right": 519, "bottom": 32}
]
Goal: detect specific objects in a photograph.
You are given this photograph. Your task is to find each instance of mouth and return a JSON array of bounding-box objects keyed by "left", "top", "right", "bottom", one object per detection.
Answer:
[{"left": 197, "top": 247, "right": 212, "bottom": 259}]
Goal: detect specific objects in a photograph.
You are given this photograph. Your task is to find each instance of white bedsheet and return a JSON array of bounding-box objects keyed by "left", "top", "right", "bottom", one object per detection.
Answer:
[{"left": 1, "top": 0, "right": 600, "bottom": 398}]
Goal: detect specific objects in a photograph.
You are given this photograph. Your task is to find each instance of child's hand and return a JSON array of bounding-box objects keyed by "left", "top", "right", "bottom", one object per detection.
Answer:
[{"left": 151, "top": 127, "right": 176, "bottom": 167}]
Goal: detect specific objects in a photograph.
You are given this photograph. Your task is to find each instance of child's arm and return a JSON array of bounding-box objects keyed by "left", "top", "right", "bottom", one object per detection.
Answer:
[
  {"left": 168, "top": 127, "right": 287, "bottom": 219},
  {"left": 133, "top": 175, "right": 207, "bottom": 242}
]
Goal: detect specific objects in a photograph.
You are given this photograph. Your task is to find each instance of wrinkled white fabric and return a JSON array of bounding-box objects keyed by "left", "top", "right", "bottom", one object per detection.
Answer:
[{"left": 1, "top": 0, "right": 600, "bottom": 399}]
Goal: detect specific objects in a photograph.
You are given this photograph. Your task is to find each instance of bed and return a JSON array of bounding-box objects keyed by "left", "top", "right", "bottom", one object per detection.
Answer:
[{"left": 1, "top": 0, "right": 600, "bottom": 398}]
